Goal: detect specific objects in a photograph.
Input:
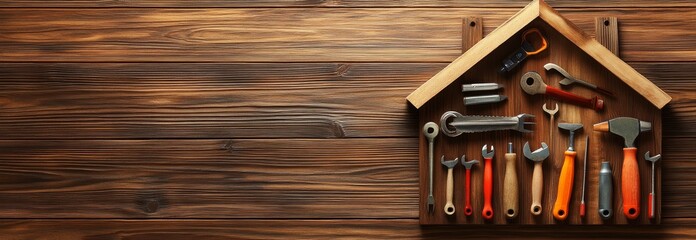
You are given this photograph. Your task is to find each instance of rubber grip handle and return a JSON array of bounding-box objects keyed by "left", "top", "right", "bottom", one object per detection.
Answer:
[
  {"left": 531, "top": 162, "right": 543, "bottom": 215},
  {"left": 599, "top": 162, "right": 613, "bottom": 220},
  {"left": 545, "top": 86, "right": 604, "bottom": 111},
  {"left": 622, "top": 147, "right": 640, "bottom": 220},
  {"left": 580, "top": 203, "right": 586, "bottom": 218},
  {"left": 504, "top": 153, "right": 518, "bottom": 219},
  {"left": 482, "top": 157, "right": 494, "bottom": 220},
  {"left": 444, "top": 168, "right": 455, "bottom": 215},
  {"left": 648, "top": 193, "right": 654, "bottom": 219},
  {"left": 553, "top": 150, "right": 577, "bottom": 221},
  {"left": 464, "top": 169, "right": 473, "bottom": 216}
]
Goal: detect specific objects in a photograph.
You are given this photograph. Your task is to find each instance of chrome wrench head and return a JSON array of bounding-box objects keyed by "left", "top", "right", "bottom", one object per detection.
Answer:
[
  {"left": 523, "top": 142, "right": 549, "bottom": 162},
  {"left": 542, "top": 103, "right": 558, "bottom": 117},
  {"left": 461, "top": 155, "right": 479, "bottom": 169},
  {"left": 544, "top": 63, "right": 576, "bottom": 86},
  {"left": 644, "top": 151, "right": 661, "bottom": 163},
  {"left": 482, "top": 144, "right": 495, "bottom": 159},
  {"left": 423, "top": 122, "right": 439, "bottom": 141},
  {"left": 515, "top": 113, "right": 536, "bottom": 133},
  {"left": 441, "top": 155, "right": 459, "bottom": 168},
  {"left": 440, "top": 111, "right": 463, "bottom": 137}
]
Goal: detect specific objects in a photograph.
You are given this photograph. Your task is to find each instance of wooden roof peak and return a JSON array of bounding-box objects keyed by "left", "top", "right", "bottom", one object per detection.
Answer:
[{"left": 406, "top": 0, "right": 671, "bottom": 109}]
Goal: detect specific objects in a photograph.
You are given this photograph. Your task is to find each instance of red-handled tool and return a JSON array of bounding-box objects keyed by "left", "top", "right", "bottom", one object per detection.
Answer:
[
  {"left": 644, "top": 151, "right": 661, "bottom": 219},
  {"left": 521, "top": 71, "right": 604, "bottom": 111},
  {"left": 482, "top": 144, "right": 495, "bottom": 220},
  {"left": 594, "top": 117, "right": 651, "bottom": 220},
  {"left": 461, "top": 156, "right": 479, "bottom": 216}
]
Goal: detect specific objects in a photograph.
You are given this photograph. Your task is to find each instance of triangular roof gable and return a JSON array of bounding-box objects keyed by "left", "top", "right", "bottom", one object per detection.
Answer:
[{"left": 406, "top": 0, "right": 671, "bottom": 109}]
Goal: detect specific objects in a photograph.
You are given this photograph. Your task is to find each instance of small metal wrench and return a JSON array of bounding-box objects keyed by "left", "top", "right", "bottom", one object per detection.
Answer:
[
  {"left": 524, "top": 142, "right": 549, "bottom": 216},
  {"left": 482, "top": 145, "right": 495, "bottom": 220},
  {"left": 521, "top": 71, "right": 604, "bottom": 111},
  {"left": 442, "top": 156, "right": 459, "bottom": 215},
  {"left": 544, "top": 63, "right": 615, "bottom": 97},
  {"left": 542, "top": 103, "right": 558, "bottom": 149},
  {"left": 461, "top": 157, "right": 479, "bottom": 216},
  {"left": 423, "top": 122, "right": 439, "bottom": 213},
  {"left": 645, "top": 151, "right": 662, "bottom": 219}
]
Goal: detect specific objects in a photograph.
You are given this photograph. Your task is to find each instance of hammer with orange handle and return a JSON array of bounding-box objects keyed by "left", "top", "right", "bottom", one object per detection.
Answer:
[
  {"left": 553, "top": 123, "right": 582, "bottom": 221},
  {"left": 594, "top": 117, "right": 651, "bottom": 220}
]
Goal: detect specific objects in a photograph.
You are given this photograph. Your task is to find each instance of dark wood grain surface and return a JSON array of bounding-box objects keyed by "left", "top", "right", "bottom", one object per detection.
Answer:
[{"left": 0, "top": 1, "right": 694, "bottom": 238}]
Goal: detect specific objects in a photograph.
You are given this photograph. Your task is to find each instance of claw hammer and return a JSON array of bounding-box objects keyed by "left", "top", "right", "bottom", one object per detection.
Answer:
[{"left": 594, "top": 117, "right": 651, "bottom": 220}]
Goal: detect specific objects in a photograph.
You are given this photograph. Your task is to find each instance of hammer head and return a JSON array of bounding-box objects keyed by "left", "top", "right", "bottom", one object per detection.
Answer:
[
  {"left": 441, "top": 155, "right": 459, "bottom": 168},
  {"left": 558, "top": 123, "right": 583, "bottom": 132},
  {"left": 593, "top": 117, "right": 651, "bottom": 147},
  {"left": 461, "top": 155, "right": 479, "bottom": 169}
]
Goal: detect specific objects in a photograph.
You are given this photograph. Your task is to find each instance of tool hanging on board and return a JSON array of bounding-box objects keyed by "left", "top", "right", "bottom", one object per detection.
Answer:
[
  {"left": 521, "top": 71, "right": 604, "bottom": 111},
  {"left": 644, "top": 151, "right": 662, "bottom": 219},
  {"left": 462, "top": 157, "right": 479, "bottom": 216},
  {"left": 553, "top": 123, "right": 583, "bottom": 221},
  {"left": 523, "top": 142, "right": 549, "bottom": 216},
  {"left": 503, "top": 142, "right": 519, "bottom": 219},
  {"left": 422, "top": 122, "right": 439, "bottom": 213},
  {"left": 580, "top": 135, "right": 589, "bottom": 219},
  {"left": 441, "top": 156, "right": 459, "bottom": 215},
  {"left": 598, "top": 161, "right": 613, "bottom": 220},
  {"left": 440, "top": 111, "right": 535, "bottom": 137},
  {"left": 482, "top": 145, "right": 495, "bottom": 220},
  {"left": 499, "top": 28, "right": 548, "bottom": 73},
  {"left": 544, "top": 63, "right": 615, "bottom": 97},
  {"left": 593, "top": 117, "right": 652, "bottom": 220},
  {"left": 542, "top": 103, "right": 558, "bottom": 149},
  {"left": 461, "top": 83, "right": 507, "bottom": 105}
]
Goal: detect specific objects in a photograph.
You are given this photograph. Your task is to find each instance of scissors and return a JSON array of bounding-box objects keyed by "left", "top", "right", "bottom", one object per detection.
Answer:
[{"left": 498, "top": 28, "right": 548, "bottom": 73}]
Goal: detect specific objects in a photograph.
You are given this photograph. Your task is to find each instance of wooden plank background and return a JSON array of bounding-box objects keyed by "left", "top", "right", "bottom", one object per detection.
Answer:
[{"left": 0, "top": 0, "right": 694, "bottom": 238}]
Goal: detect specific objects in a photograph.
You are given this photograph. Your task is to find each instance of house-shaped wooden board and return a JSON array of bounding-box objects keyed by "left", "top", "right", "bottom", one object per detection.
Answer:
[{"left": 409, "top": 0, "right": 671, "bottom": 225}]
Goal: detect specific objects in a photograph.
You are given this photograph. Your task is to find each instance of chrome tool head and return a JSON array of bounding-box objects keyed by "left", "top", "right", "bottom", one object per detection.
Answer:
[
  {"left": 440, "top": 111, "right": 463, "bottom": 137},
  {"left": 441, "top": 155, "right": 459, "bottom": 168},
  {"left": 644, "top": 151, "right": 662, "bottom": 163},
  {"left": 461, "top": 155, "right": 479, "bottom": 169},
  {"left": 515, "top": 113, "right": 536, "bottom": 133},
  {"left": 523, "top": 142, "right": 549, "bottom": 162},
  {"left": 542, "top": 103, "right": 558, "bottom": 117},
  {"left": 558, "top": 123, "right": 583, "bottom": 151},
  {"left": 482, "top": 144, "right": 495, "bottom": 158},
  {"left": 544, "top": 63, "right": 575, "bottom": 85}
]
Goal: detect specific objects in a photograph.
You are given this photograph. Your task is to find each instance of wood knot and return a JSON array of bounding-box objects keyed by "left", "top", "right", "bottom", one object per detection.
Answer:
[
  {"left": 144, "top": 199, "right": 159, "bottom": 213},
  {"left": 335, "top": 64, "right": 351, "bottom": 77},
  {"left": 331, "top": 120, "right": 346, "bottom": 138}
]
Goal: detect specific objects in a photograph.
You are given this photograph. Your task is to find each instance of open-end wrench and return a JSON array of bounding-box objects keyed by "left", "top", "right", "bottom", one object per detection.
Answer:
[
  {"left": 645, "top": 151, "right": 662, "bottom": 219},
  {"left": 544, "top": 63, "right": 615, "bottom": 97},
  {"left": 423, "top": 122, "right": 438, "bottom": 213},
  {"left": 542, "top": 103, "right": 558, "bottom": 149},
  {"left": 482, "top": 145, "right": 495, "bottom": 220},
  {"left": 461, "top": 157, "right": 479, "bottom": 216},
  {"left": 441, "top": 156, "right": 459, "bottom": 215},
  {"left": 521, "top": 71, "right": 604, "bottom": 111},
  {"left": 524, "top": 142, "right": 549, "bottom": 216}
]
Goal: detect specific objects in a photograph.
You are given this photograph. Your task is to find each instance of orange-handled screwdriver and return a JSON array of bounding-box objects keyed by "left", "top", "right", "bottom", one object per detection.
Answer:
[{"left": 553, "top": 123, "right": 583, "bottom": 221}]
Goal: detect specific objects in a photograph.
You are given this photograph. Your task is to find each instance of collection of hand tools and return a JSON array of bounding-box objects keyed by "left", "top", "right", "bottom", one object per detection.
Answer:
[{"left": 422, "top": 28, "right": 662, "bottom": 221}]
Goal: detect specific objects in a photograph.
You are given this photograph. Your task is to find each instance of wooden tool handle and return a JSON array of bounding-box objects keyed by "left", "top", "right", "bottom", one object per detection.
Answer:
[
  {"left": 545, "top": 86, "right": 604, "bottom": 111},
  {"left": 464, "top": 169, "right": 473, "bottom": 216},
  {"left": 531, "top": 162, "right": 543, "bottom": 216},
  {"left": 444, "top": 168, "right": 455, "bottom": 215},
  {"left": 482, "top": 157, "right": 494, "bottom": 220},
  {"left": 622, "top": 147, "right": 640, "bottom": 220},
  {"left": 553, "top": 150, "right": 577, "bottom": 221},
  {"left": 504, "top": 153, "right": 518, "bottom": 219}
]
